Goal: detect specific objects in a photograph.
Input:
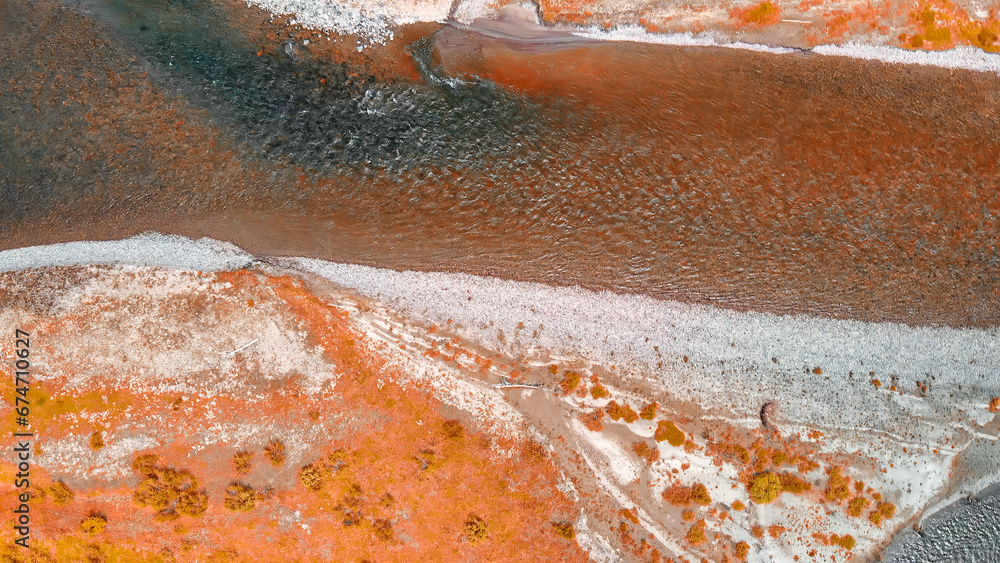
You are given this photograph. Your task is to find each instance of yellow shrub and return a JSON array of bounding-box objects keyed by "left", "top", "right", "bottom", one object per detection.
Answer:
[
  {"left": 654, "top": 421, "right": 685, "bottom": 447},
  {"left": 264, "top": 440, "right": 286, "bottom": 466},
  {"left": 232, "top": 451, "right": 253, "bottom": 475},
  {"left": 465, "top": 514, "right": 488, "bottom": 543},
  {"left": 825, "top": 466, "right": 852, "bottom": 502},
  {"left": 749, "top": 472, "right": 782, "bottom": 504},
  {"left": 224, "top": 484, "right": 256, "bottom": 512},
  {"left": 299, "top": 464, "right": 324, "bottom": 491},
  {"left": 551, "top": 522, "right": 576, "bottom": 540},
  {"left": 80, "top": 515, "right": 107, "bottom": 535},
  {"left": 50, "top": 482, "right": 74, "bottom": 506},
  {"left": 559, "top": 372, "right": 581, "bottom": 393}
]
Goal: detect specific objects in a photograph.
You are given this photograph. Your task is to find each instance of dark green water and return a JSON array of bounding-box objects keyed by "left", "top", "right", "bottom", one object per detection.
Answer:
[{"left": 2, "top": 0, "right": 999, "bottom": 330}]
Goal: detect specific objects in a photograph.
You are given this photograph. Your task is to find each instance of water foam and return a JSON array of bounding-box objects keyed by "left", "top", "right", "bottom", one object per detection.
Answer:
[
  {"left": 0, "top": 233, "right": 254, "bottom": 273},
  {"left": 244, "top": 0, "right": 453, "bottom": 44},
  {"left": 242, "top": 0, "right": 1000, "bottom": 74},
  {"left": 574, "top": 26, "right": 1000, "bottom": 74}
]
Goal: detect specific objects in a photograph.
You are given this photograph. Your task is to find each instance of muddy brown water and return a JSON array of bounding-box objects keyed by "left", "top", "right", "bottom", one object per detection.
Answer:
[{"left": 2, "top": 0, "right": 999, "bottom": 329}]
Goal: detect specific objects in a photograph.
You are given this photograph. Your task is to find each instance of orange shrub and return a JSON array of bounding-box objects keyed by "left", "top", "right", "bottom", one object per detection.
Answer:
[
  {"left": 633, "top": 442, "right": 659, "bottom": 465},
  {"left": 825, "top": 466, "right": 852, "bottom": 502},
  {"left": 847, "top": 496, "right": 871, "bottom": 517},
  {"left": 778, "top": 473, "right": 812, "bottom": 494},
  {"left": 559, "top": 371, "right": 581, "bottom": 393},
  {"left": 591, "top": 384, "right": 610, "bottom": 399},
  {"left": 685, "top": 520, "right": 707, "bottom": 545},
  {"left": 830, "top": 534, "right": 856, "bottom": 550},
  {"left": 739, "top": 1, "right": 780, "bottom": 25},
  {"left": 639, "top": 402, "right": 658, "bottom": 420},
  {"left": 581, "top": 409, "right": 605, "bottom": 432},
  {"left": 264, "top": 440, "right": 286, "bottom": 466},
  {"left": 621, "top": 508, "right": 639, "bottom": 524},
  {"left": 663, "top": 483, "right": 710, "bottom": 507},
  {"left": 735, "top": 540, "right": 750, "bottom": 560},
  {"left": 709, "top": 442, "right": 750, "bottom": 465}
]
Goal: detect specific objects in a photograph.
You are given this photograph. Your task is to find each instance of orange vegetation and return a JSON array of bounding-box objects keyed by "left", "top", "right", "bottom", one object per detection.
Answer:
[
  {"left": 709, "top": 442, "right": 751, "bottom": 465},
  {"left": 606, "top": 401, "right": 639, "bottom": 423},
  {"left": 830, "top": 534, "right": 856, "bottom": 550},
  {"left": 825, "top": 466, "right": 853, "bottom": 502},
  {"left": 663, "top": 483, "right": 712, "bottom": 507},
  {"left": 633, "top": 442, "right": 660, "bottom": 465},
  {"left": 0, "top": 271, "right": 586, "bottom": 561},
  {"left": 735, "top": 540, "right": 750, "bottom": 559},
  {"left": 581, "top": 408, "right": 605, "bottom": 432},
  {"left": 685, "top": 520, "right": 708, "bottom": 545},
  {"left": 560, "top": 371, "right": 581, "bottom": 393},
  {"left": 989, "top": 397, "right": 1000, "bottom": 413},
  {"left": 733, "top": 1, "right": 781, "bottom": 26},
  {"left": 591, "top": 384, "right": 610, "bottom": 399},
  {"left": 621, "top": 508, "right": 640, "bottom": 524}
]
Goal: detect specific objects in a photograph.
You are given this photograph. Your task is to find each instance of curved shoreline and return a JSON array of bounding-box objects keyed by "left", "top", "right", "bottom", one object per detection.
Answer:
[{"left": 4, "top": 233, "right": 999, "bottom": 561}]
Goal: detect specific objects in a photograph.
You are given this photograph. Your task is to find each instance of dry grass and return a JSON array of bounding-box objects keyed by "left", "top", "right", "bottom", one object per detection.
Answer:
[{"left": 264, "top": 440, "right": 287, "bottom": 466}]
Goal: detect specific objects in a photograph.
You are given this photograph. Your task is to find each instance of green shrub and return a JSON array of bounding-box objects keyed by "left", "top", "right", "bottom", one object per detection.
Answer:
[
  {"left": 176, "top": 490, "right": 209, "bottom": 517},
  {"left": 132, "top": 454, "right": 159, "bottom": 475}
]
